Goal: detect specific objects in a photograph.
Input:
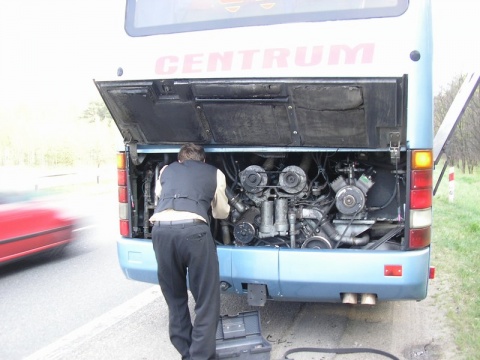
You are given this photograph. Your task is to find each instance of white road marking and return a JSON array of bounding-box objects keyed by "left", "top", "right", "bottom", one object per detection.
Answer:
[
  {"left": 25, "top": 285, "right": 160, "bottom": 360},
  {"left": 72, "top": 225, "right": 98, "bottom": 232}
]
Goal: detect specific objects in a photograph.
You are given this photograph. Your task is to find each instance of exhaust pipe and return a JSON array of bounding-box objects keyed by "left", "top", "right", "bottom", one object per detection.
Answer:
[
  {"left": 342, "top": 293, "right": 358, "bottom": 304},
  {"left": 360, "top": 293, "right": 377, "bottom": 305},
  {"left": 342, "top": 293, "right": 377, "bottom": 305}
]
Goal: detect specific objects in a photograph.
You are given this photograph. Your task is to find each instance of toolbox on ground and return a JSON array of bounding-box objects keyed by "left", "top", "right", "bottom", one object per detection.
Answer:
[{"left": 215, "top": 310, "right": 271, "bottom": 360}]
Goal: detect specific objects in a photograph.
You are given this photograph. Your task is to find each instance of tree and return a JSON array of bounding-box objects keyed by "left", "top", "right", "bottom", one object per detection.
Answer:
[
  {"left": 434, "top": 74, "right": 480, "bottom": 173},
  {"left": 81, "top": 100, "right": 113, "bottom": 126},
  {"left": 78, "top": 100, "right": 120, "bottom": 171}
]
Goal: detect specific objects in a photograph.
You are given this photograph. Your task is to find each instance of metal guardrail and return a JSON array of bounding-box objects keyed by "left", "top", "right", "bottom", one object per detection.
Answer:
[
  {"left": 34, "top": 170, "right": 116, "bottom": 191},
  {"left": 0, "top": 167, "right": 117, "bottom": 193}
]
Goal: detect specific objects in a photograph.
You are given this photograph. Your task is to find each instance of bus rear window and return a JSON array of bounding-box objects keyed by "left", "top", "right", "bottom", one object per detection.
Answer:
[{"left": 125, "top": 0, "right": 408, "bottom": 36}]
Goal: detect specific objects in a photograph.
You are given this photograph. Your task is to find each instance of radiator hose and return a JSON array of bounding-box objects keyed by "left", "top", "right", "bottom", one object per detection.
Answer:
[{"left": 300, "top": 208, "right": 370, "bottom": 246}]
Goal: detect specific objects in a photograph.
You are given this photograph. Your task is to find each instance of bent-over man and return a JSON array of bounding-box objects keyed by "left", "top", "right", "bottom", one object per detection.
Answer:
[{"left": 150, "top": 143, "right": 230, "bottom": 360}]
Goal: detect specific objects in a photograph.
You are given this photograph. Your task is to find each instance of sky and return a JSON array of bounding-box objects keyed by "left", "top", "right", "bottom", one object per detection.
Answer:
[
  {"left": 0, "top": 0, "right": 479, "bottom": 111},
  {"left": 0, "top": 1, "right": 123, "bottom": 108},
  {"left": 431, "top": 0, "right": 480, "bottom": 90}
]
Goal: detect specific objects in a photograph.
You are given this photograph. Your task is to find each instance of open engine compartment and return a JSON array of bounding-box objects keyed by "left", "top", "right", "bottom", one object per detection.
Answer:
[
  {"left": 129, "top": 149, "right": 407, "bottom": 251},
  {"left": 98, "top": 76, "right": 410, "bottom": 252}
]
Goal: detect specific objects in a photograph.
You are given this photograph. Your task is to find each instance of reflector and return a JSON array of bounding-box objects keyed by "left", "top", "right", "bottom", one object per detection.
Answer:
[{"left": 384, "top": 265, "right": 402, "bottom": 276}]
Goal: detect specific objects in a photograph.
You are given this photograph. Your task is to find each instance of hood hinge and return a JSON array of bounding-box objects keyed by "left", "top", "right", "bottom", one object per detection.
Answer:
[{"left": 127, "top": 142, "right": 146, "bottom": 166}]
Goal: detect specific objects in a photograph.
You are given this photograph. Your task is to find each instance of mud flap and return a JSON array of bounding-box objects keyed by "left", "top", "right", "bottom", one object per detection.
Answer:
[{"left": 247, "top": 284, "right": 267, "bottom": 306}]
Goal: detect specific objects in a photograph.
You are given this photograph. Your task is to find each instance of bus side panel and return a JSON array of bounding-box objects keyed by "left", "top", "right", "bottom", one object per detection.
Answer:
[{"left": 406, "top": 0, "right": 433, "bottom": 149}]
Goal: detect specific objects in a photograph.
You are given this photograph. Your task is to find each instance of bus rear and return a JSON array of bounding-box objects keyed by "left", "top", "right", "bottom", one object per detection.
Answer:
[{"left": 95, "top": 0, "right": 434, "bottom": 305}]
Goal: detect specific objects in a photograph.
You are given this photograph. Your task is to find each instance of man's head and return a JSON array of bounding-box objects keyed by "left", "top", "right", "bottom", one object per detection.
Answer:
[{"left": 178, "top": 143, "right": 206, "bottom": 162}]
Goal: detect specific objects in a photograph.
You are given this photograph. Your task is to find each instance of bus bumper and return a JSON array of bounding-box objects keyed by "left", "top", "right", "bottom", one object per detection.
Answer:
[
  {"left": 117, "top": 237, "right": 159, "bottom": 284},
  {"left": 117, "top": 238, "right": 431, "bottom": 302}
]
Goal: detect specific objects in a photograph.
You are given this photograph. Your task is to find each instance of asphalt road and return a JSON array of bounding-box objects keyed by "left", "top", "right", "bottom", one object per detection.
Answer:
[
  {"left": 0, "top": 189, "right": 460, "bottom": 360},
  {"left": 0, "top": 190, "right": 151, "bottom": 360},
  {"left": 21, "top": 282, "right": 459, "bottom": 360}
]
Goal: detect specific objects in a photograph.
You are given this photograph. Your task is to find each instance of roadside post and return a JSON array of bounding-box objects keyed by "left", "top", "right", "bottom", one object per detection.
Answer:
[{"left": 448, "top": 167, "right": 455, "bottom": 202}]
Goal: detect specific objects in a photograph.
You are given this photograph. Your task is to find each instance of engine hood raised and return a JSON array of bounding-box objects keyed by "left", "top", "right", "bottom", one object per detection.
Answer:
[{"left": 95, "top": 77, "right": 406, "bottom": 148}]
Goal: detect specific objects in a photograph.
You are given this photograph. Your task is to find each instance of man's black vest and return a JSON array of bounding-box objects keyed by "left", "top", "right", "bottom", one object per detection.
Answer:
[{"left": 154, "top": 160, "right": 218, "bottom": 222}]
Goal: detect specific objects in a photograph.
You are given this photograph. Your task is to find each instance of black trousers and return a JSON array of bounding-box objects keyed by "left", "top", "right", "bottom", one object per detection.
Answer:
[{"left": 152, "top": 222, "right": 220, "bottom": 360}]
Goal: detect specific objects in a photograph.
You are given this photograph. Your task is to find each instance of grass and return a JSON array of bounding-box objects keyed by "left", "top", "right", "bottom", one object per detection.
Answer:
[{"left": 432, "top": 164, "right": 480, "bottom": 359}]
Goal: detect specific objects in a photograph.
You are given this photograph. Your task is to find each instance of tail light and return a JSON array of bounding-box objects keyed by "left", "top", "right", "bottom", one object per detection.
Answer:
[
  {"left": 117, "top": 152, "right": 130, "bottom": 237},
  {"left": 409, "top": 150, "right": 433, "bottom": 248}
]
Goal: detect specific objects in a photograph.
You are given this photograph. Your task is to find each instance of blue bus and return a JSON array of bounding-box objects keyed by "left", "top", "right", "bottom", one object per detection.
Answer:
[{"left": 95, "top": 0, "right": 434, "bottom": 305}]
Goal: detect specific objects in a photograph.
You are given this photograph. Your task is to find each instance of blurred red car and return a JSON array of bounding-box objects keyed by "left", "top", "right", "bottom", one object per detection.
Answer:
[{"left": 0, "top": 192, "right": 76, "bottom": 265}]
